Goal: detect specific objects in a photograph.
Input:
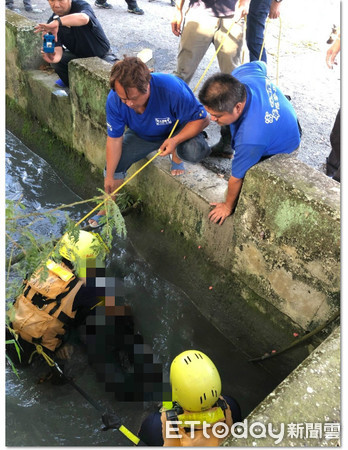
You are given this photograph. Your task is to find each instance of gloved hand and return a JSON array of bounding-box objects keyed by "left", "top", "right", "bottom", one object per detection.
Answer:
[{"left": 102, "top": 412, "right": 122, "bottom": 431}]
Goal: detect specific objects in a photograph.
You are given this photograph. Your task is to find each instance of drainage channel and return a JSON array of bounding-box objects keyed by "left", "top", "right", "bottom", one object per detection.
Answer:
[{"left": 5, "top": 130, "right": 311, "bottom": 446}]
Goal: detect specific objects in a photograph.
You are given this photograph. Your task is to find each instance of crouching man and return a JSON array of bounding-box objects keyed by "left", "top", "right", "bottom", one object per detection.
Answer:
[
  {"left": 198, "top": 61, "right": 301, "bottom": 225},
  {"left": 34, "top": 0, "right": 117, "bottom": 88}
]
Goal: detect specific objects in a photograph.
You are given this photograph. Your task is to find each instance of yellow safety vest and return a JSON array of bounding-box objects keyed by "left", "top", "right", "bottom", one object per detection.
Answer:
[{"left": 9, "top": 260, "right": 84, "bottom": 352}]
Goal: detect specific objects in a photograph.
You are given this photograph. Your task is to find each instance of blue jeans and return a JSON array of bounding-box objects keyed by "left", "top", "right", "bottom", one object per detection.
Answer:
[
  {"left": 107, "top": 128, "right": 211, "bottom": 179},
  {"left": 246, "top": 0, "right": 272, "bottom": 62}
]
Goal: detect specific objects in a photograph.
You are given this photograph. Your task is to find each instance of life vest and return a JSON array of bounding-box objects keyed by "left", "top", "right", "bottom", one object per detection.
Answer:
[
  {"left": 161, "top": 397, "right": 233, "bottom": 447},
  {"left": 9, "top": 260, "right": 84, "bottom": 352}
]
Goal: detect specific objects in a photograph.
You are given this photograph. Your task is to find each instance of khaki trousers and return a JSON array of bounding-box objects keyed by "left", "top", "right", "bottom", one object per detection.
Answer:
[{"left": 175, "top": 8, "right": 244, "bottom": 84}]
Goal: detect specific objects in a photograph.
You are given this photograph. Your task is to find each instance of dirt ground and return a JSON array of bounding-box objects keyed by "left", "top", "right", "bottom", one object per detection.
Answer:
[{"left": 11, "top": 0, "right": 341, "bottom": 178}]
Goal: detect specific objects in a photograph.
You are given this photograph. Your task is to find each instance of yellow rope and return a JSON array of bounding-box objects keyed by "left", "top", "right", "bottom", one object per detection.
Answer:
[
  {"left": 276, "top": 17, "right": 282, "bottom": 86},
  {"left": 192, "top": 18, "right": 237, "bottom": 93},
  {"left": 28, "top": 344, "right": 55, "bottom": 366}
]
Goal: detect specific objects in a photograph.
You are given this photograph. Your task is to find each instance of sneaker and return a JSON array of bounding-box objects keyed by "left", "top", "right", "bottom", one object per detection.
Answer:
[
  {"left": 127, "top": 5, "right": 144, "bottom": 14},
  {"left": 24, "top": 5, "right": 33, "bottom": 11},
  {"left": 95, "top": 1, "right": 113, "bottom": 8},
  {"left": 6, "top": 4, "right": 15, "bottom": 9},
  {"left": 55, "top": 78, "right": 67, "bottom": 88}
]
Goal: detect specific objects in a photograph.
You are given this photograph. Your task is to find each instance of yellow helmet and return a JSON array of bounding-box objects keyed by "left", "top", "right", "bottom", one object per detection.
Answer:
[
  {"left": 170, "top": 350, "right": 221, "bottom": 412},
  {"left": 58, "top": 230, "right": 106, "bottom": 277}
]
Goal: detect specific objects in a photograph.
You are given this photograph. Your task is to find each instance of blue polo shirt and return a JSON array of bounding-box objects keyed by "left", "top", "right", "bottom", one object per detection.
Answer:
[
  {"left": 106, "top": 73, "right": 207, "bottom": 141},
  {"left": 230, "top": 61, "right": 301, "bottom": 179}
]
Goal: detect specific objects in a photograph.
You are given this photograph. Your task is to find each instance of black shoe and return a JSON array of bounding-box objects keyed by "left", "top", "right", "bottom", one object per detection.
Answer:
[
  {"left": 170, "top": 0, "right": 175, "bottom": 5},
  {"left": 24, "top": 5, "right": 33, "bottom": 11},
  {"left": 6, "top": 4, "right": 15, "bottom": 9},
  {"left": 95, "top": 1, "right": 113, "bottom": 8},
  {"left": 127, "top": 5, "right": 144, "bottom": 14},
  {"left": 210, "top": 139, "right": 233, "bottom": 158}
]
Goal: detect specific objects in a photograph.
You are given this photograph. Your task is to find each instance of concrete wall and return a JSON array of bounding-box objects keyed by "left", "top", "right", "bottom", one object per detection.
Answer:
[
  {"left": 223, "top": 326, "right": 340, "bottom": 447},
  {"left": 5, "top": 9, "right": 340, "bottom": 331},
  {"left": 5, "top": 10, "right": 340, "bottom": 441}
]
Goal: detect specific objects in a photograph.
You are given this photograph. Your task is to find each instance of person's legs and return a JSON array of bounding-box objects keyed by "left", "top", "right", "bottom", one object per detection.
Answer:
[
  {"left": 22, "top": 0, "right": 33, "bottom": 11},
  {"left": 51, "top": 50, "right": 78, "bottom": 87},
  {"left": 246, "top": 0, "right": 272, "bottom": 62},
  {"left": 175, "top": 10, "right": 217, "bottom": 85},
  {"left": 176, "top": 132, "right": 211, "bottom": 163},
  {"left": 326, "top": 108, "right": 340, "bottom": 182},
  {"left": 109, "top": 129, "right": 161, "bottom": 179},
  {"left": 125, "top": 0, "right": 144, "bottom": 14},
  {"left": 6, "top": 0, "right": 15, "bottom": 9},
  {"left": 215, "top": 17, "right": 244, "bottom": 74}
]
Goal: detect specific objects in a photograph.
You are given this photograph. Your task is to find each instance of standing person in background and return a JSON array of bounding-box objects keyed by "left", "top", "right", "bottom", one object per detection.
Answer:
[
  {"left": 325, "top": 32, "right": 340, "bottom": 182},
  {"left": 246, "top": 0, "right": 282, "bottom": 63},
  {"left": 94, "top": 0, "right": 144, "bottom": 15},
  {"left": 6, "top": 0, "right": 33, "bottom": 11},
  {"left": 171, "top": 0, "right": 250, "bottom": 158}
]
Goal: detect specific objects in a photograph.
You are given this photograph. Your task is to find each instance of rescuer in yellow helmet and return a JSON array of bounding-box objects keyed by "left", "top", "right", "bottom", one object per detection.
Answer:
[
  {"left": 138, "top": 350, "right": 242, "bottom": 446},
  {"left": 7, "top": 230, "right": 107, "bottom": 363}
]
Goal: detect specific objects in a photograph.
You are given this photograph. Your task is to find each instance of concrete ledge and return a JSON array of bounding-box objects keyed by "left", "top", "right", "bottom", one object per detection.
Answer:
[
  {"left": 232, "top": 153, "right": 340, "bottom": 330},
  {"left": 223, "top": 326, "right": 340, "bottom": 447},
  {"left": 5, "top": 9, "right": 340, "bottom": 330}
]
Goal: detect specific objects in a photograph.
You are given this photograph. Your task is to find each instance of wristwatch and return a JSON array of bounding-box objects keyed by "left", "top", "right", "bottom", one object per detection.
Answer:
[{"left": 52, "top": 14, "right": 62, "bottom": 25}]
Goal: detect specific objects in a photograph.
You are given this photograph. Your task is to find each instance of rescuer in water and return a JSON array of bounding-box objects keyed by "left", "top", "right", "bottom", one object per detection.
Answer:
[{"left": 138, "top": 349, "right": 242, "bottom": 446}]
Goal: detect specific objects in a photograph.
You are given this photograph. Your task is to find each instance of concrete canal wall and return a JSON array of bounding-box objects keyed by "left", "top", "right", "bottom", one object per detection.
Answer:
[{"left": 6, "top": 10, "right": 340, "bottom": 440}]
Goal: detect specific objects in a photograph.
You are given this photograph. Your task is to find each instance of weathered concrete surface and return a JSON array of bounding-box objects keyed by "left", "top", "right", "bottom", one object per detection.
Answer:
[
  {"left": 69, "top": 57, "right": 111, "bottom": 168},
  {"left": 232, "top": 153, "right": 340, "bottom": 330},
  {"left": 5, "top": 10, "right": 42, "bottom": 111},
  {"left": 223, "top": 326, "right": 341, "bottom": 447},
  {"left": 5, "top": 9, "right": 340, "bottom": 332}
]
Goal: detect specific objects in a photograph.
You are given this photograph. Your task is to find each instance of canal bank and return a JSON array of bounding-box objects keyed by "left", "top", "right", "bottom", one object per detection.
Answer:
[{"left": 5, "top": 9, "right": 340, "bottom": 445}]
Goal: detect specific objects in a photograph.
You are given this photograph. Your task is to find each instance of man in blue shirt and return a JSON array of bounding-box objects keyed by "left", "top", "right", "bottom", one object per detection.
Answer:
[
  {"left": 199, "top": 61, "right": 301, "bottom": 225},
  {"left": 89, "top": 56, "right": 210, "bottom": 226}
]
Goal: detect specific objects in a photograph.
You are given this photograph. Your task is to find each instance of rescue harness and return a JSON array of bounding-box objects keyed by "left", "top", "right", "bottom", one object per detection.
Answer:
[{"left": 9, "top": 259, "right": 84, "bottom": 352}]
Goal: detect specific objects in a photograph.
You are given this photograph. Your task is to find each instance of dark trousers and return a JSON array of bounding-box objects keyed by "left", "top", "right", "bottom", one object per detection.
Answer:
[
  {"left": 6, "top": 0, "right": 32, "bottom": 7},
  {"left": 138, "top": 395, "right": 242, "bottom": 446},
  {"left": 51, "top": 50, "right": 117, "bottom": 87},
  {"left": 246, "top": 0, "right": 272, "bottom": 62},
  {"left": 326, "top": 109, "right": 340, "bottom": 182}
]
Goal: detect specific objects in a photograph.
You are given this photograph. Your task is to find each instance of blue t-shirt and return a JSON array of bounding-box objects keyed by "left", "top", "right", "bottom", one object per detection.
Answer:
[
  {"left": 230, "top": 61, "right": 301, "bottom": 179},
  {"left": 106, "top": 73, "right": 207, "bottom": 141}
]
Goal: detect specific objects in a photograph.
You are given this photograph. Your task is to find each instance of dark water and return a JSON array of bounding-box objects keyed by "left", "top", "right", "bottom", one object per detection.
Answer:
[{"left": 5, "top": 131, "right": 307, "bottom": 446}]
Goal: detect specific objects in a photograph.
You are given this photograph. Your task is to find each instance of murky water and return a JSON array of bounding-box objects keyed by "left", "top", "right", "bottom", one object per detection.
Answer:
[{"left": 6, "top": 130, "right": 307, "bottom": 446}]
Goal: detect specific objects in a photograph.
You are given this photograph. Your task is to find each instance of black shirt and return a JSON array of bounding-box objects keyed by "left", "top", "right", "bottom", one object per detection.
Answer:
[
  {"left": 48, "top": 0, "right": 110, "bottom": 57},
  {"left": 188, "top": 0, "right": 237, "bottom": 17}
]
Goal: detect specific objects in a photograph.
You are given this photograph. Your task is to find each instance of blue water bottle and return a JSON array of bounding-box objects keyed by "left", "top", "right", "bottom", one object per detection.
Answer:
[{"left": 43, "top": 33, "right": 55, "bottom": 53}]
